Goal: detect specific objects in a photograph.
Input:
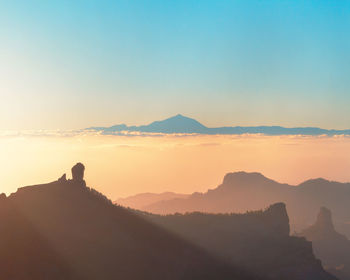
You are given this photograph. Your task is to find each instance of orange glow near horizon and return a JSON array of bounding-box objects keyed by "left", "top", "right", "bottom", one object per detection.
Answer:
[{"left": 1, "top": 132, "right": 350, "bottom": 200}]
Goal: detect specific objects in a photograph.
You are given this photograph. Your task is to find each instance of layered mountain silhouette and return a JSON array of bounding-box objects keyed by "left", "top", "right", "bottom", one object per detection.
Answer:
[
  {"left": 115, "top": 192, "right": 190, "bottom": 209},
  {"left": 299, "top": 207, "right": 350, "bottom": 280},
  {"left": 88, "top": 114, "right": 350, "bottom": 135},
  {"left": 140, "top": 203, "right": 335, "bottom": 280},
  {"left": 0, "top": 164, "right": 337, "bottom": 280},
  {"left": 0, "top": 165, "right": 255, "bottom": 280},
  {"left": 118, "top": 172, "right": 350, "bottom": 238}
]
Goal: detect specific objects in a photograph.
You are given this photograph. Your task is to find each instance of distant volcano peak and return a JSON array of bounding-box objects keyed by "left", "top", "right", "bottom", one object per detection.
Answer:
[
  {"left": 145, "top": 114, "right": 207, "bottom": 133},
  {"left": 157, "top": 114, "right": 205, "bottom": 125},
  {"left": 174, "top": 113, "right": 186, "bottom": 118},
  {"left": 88, "top": 115, "right": 350, "bottom": 136}
]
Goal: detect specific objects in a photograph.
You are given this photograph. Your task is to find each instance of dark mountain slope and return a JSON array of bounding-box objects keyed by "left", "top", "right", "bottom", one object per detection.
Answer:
[
  {"left": 0, "top": 175, "right": 255, "bottom": 280},
  {"left": 0, "top": 196, "right": 76, "bottom": 279},
  {"left": 140, "top": 203, "right": 336, "bottom": 280}
]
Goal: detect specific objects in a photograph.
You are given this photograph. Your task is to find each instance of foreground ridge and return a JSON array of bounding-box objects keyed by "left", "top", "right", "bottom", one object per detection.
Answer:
[
  {"left": 0, "top": 164, "right": 337, "bottom": 280},
  {"left": 0, "top": 164, "right": 254, "bottom": 280}
]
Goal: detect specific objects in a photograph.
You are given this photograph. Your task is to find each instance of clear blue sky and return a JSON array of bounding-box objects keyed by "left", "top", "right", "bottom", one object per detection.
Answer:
[{"left": 1, "top": 0, "right": 349, "bottom": 129}]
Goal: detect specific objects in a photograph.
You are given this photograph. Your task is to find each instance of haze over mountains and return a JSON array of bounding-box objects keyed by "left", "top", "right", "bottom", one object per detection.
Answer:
[
  {"left": 0, "top": 166, "right": 254, "bottom": 280},
  {"left": 118, "top": 172, "right": 350, "bottom": 238},
  {"left": 143, "top": 203, "right": 335, "bottom": 280},
  {"left": 0, "top": 164, "right": 336, "bottom": 280},
  {"left": 88, "top": 114, "right": 350, "bottom": 135},
  {"left": 116, "top": 192, "right": 190, "bottom": 210}
]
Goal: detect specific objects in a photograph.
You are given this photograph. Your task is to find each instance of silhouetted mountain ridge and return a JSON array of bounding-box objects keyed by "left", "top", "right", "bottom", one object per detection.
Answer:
[
  {"left": 88, "top": 114, "right": 350, "bottom": 135},
  {"left": 0, "top": 165, "right": 338, "bottom": 280},
  {"left": 115, "top": 192, "right": 190, "bottom": 209},
  {"left": 141, "top": 202, "right": 336, "bottom": 280},
  {"left": 0, "top": 167, "right": 256, "bottom": 280},
  {"left": 120, "top": 172, "right": 350, "bottom": 239},
  {"left": 221, "top": 172, "right": 282, "bottom": 189}
]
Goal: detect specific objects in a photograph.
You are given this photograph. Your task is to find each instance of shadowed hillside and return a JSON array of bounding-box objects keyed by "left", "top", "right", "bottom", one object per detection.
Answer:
[
  {"left": 299, "top": 207, "right": 350, "bottom": 280},
  {"left": 0, "top": 164, "right": 255, "bottom": 280},
  {"left": 126, "top": 172, "right": 350, "bottom": 238},
  {"left": 140, "top": 203, "right": 336, "bottom": 280}
]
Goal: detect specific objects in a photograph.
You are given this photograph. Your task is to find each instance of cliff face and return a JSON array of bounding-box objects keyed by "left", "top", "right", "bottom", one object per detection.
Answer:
[
  {"left": 299, "top": 207, "right": 350, "bottom": 280},
  {"left": 0, "top": 177, "right": 255, "bottom": 280},
  {"left": 144, "top": 203, "right": 336, "bottom": 280},
  {"left": 264, "top": 202, "right": 290, "bottom": 236}
]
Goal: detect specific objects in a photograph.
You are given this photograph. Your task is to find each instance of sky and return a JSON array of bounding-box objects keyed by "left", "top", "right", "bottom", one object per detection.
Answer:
[
  {"left": 1, "top": 133, "right": 350, "bottom": 199},
  {"left": 1, "top": 0, "right": 350, "bottom": 130}
]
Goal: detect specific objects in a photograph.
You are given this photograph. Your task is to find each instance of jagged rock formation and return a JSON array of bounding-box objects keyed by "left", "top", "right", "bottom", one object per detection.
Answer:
[
  {"left": 0, "top": 164, "right": 257, "bottom": 280},
  {"left": 127, "top": 172, "right": 350, "bottom": 238},
  {"left": 303, "top": 207, "right": 340, "bottom": 239},
  {"left": 56, "top": 162, "right": 87, "bottom": 187},
  {"left": 264, "top": 202, "right": 290, "bottom": 236},
  {"left": 142, "top": 203, "right": 336, "bottom": 280},
  {"left": 299, "top": 207, "right": 350, "bottom": 280}
]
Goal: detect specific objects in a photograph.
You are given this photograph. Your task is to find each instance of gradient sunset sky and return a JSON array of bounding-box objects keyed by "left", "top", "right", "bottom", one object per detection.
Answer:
[{"left": 1, "top": 0, "right": 349, "bottom": 130}]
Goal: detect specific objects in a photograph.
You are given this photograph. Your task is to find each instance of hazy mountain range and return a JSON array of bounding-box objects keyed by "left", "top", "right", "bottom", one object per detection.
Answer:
[
  {"left": 143, "top": 203, "right": 335, "bottom": 280},
  {"left": 0, "top": 176, "right": 252, "bottom": 280},
  {"left": 116, "top": 192, "right": 190, "bottom": 209},
  {"left": 117, "top": 172, "right": 350, "bottom": 238},
  {"left": 0, "top": 165, "right": 337, "bottom": 280},
  {"left": 88, "top": 114, "right": 350, "bottom": 135}
]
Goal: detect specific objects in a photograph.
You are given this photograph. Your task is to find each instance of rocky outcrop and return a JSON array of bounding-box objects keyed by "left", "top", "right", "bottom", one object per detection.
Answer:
[
  {"left": 299, "top": 207, "right": 350, "bottom": 280},
  {"left": 0, "top": 164, "right": 338, "bottom": 280},
  {"left": 300, "top": 207, "right": 343, "bottom": 241},
  {"left": 316, "top": 207, "right": 335, "bottom": 230},
  {"left": 264, "top": 202, "right": 290, "bottom": 236},
  {"left": 56, "top": 162, "right": 86, "bottom": 187},
  {"left": 145, "top": 203, "right": 336, "bottom": 280},
  {"left": 299, "top": 207, "right": 348, "bottom": 243},
  {"left": 70, "top": 162, "right": 86, "bottom": 187},
  {"left": 135, "top": 172, "right": 350, "bottom": 239},
  {"left": 0, "top": 164, "right": 255, "bottom": 280}
]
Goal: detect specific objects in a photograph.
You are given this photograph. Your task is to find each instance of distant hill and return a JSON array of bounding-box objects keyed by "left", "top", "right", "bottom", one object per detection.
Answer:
[
  {"left": 115, "top": 192, "right": 190, "bottom": 209},
  {"left": 299, "top": 207, "right": 350, "bottom": 280},
  {"left": 0, "top": 164, "right": 338, "bottom": 280},
  {"left": 88, "top": 114, "right": 350, "bottom": 135},
  {"left": 121, "top": 172, "right": 350, "bottom": 238},
  {"left": 0, "top": 174, "right": 255, "bottom": 280},
  {"left": 141, "top": 203, "right": 336, "bottom": 280}
]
